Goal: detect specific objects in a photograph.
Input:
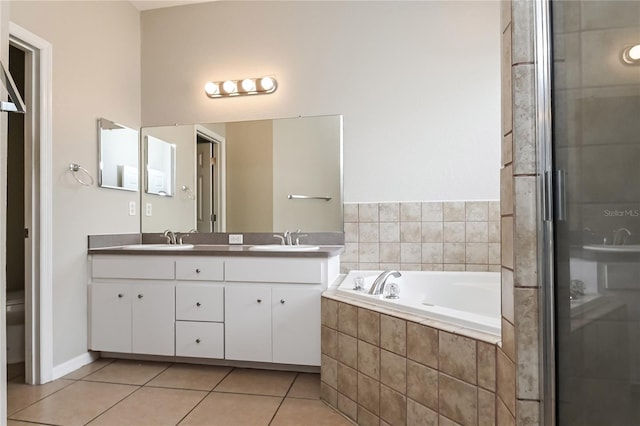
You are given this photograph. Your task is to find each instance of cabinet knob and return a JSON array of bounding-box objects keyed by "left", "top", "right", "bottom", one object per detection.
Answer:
[
  {"left": 138, "top": 294, "right": 143, "bottom": 299},
  {"left": 196, "top": 302, "right": 201, "bottom": 307},
  {"left": 196, "top": 338, "right": 201, "bottom": 344},
  {"left": 195, "top": 269, "right": 201, "bottom": 273},
  {"left": 117, "top": 294, "right": 124, "bottom": 298},
  {"left": 280, "top": 299, "right": 286, "bottom": 304},
  {"left": 257, "top": 299, "right": 262, "bottom": 303}
]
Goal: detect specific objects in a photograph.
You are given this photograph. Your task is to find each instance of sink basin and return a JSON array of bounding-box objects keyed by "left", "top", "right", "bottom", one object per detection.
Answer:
[
  {"left": 583, "top": 244, "right": 640, "bottom": 253},
  {"left": 249, "top": 244, "right": 320, "bottom": 252},
  {"left": 122, "top": 244, "right": 194, "bottom": 250}
]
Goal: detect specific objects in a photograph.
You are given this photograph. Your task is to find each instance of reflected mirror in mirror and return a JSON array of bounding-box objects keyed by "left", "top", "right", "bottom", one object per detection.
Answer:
[
  {"left": 98, "top": 118, "right": 139, "bottom": 191},
  {"left": 145, "top": 135, "right": 176, "bottom": 197},
  {"left": 140, "top": 115, "right": 343, "bottom": 234}
]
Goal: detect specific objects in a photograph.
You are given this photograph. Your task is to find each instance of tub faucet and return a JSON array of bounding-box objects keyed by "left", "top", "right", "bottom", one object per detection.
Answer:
[
  {"left": 368, "top": 270, "right": 402, "bottom": 296},
  {"left": 613, "top": 228, "right": 631, "bottom": 245}
]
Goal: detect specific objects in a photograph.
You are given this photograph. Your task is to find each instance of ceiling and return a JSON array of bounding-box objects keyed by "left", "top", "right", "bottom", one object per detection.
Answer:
[{"left": 129, "top": 0, "right": 212, "bottom": 11}]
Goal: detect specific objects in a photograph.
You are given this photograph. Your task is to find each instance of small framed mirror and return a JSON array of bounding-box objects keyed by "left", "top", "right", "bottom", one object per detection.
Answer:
[
  {"left": 145, "top": 135, "right": 176, "bottom": 196},
  {"left": 98, "top": 118, "right": 139, "bottom": 191}
]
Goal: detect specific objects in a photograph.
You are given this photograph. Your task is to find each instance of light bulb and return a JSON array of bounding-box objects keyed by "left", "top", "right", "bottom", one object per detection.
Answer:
[
  {"left": 622, "top": 44, "right": 640, "bottom": 64},
  {"left": 222, "top": 80, "right": 237, "bottom": 94},
  {"left": 241, "top": 78, "right": 256, "bottom": 92},
  {"left": 204, "top": 81, "right": 219, "bottom": 96},
  {"left": 628, "top": 44, "right": 640, "bottom": 60},
  {"left": 259, "top": 77, "right": 275, "bottom": 91}
]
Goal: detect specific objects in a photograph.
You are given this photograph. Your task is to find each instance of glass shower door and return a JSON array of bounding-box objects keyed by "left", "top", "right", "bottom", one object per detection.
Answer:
[{"left": 552, "top": 1, "right": 640, "bottom": 424}]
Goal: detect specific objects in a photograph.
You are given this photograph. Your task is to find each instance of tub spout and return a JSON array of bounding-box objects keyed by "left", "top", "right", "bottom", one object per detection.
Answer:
[{"left": 368, "top": 270, "right": 401, "bottom": 295}]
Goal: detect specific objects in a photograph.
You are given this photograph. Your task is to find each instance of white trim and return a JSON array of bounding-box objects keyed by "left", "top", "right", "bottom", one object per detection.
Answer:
[
  {"left": 194, "top": 125, "right": 226, "bottom": 232},
  {"left": 9, "top": 22, "right": 53, "bottom": 385},
  {"left": 51, "top": 351, "right": 98, "bottom": 380}
]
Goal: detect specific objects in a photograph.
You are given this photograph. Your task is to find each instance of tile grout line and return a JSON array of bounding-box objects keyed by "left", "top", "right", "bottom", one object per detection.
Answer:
[
  {"left": 174, "top": 366, "right": 237, "bottom": 425},
  {"left": 6, "top": 376, "right": 76, "bottom": 420},
  {"left": 267, "top": 371, "right": 299, "bottom": 426}
]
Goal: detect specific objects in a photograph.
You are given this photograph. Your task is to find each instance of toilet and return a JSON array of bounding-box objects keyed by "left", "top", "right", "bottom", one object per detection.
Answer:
[{"left": 6, "top": 290, "right": 25, "bottom": 364}]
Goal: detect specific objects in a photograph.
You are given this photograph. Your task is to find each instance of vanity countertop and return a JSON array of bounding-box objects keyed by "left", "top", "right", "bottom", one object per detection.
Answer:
[{"left": 88, "top": 244, "right": 344, "bottom": 258}]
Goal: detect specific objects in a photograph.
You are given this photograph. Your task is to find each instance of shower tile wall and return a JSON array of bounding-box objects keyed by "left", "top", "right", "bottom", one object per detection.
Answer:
[{"left": 341, "top": 201, "right": 501, "bottom": 273}]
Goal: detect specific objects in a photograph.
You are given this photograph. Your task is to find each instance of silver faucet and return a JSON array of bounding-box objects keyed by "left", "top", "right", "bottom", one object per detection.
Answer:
[
  {"left": 368, "top": 270, "right": 402, "bottom": 296},
  {"left": 613, "top": 228, "right": 631, "bottom": 245},
  {"left": 273, "top": 230, "right": 289, "bottom": 245},
  {"left": 291, "top": 229, "right": 308, "bottom": 245},
  {"left": 163, "top": 229, "right": 176, "bottom": 244}
]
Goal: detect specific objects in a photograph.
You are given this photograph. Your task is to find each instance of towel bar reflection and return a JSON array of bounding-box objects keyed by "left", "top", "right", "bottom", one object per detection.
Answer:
[
  {"left": 287, "top": 194, "right": 332, "bottom": 201},
  {"left": 68, "top": 163, "right": 94, "bottom": 186}
]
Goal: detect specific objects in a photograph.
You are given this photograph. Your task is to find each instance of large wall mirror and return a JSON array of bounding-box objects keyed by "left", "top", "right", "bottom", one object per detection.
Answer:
[
  {"left": 98, "top": 118, "right": 139, "bottom": 191},
  {"left": 140, "top": 114, "right": 343, "bottom": 234}
]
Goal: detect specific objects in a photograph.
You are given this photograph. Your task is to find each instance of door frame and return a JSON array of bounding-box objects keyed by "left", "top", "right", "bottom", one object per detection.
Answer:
[
  {"left": 8, "top": 22, "right": 54, "bottom": 385},
  {"left": 194, "top": 125, "right": 225, "bottom": 232}
]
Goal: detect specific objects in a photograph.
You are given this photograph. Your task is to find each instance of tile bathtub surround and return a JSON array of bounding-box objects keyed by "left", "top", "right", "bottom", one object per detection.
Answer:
[
  {"left": 321, "top": 297, "right": 498, "bottom": 425},
  {"left": 342, "top": 201, "right": 501, "bottom": 273}
]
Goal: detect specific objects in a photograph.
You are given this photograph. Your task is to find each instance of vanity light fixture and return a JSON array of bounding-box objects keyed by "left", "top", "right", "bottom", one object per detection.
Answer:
[
  {"left": 622, "top": 44, "right": 640, "bottom": 65},
  {"left": 204, "top": 76, "right": 278, "bottom": 98}
]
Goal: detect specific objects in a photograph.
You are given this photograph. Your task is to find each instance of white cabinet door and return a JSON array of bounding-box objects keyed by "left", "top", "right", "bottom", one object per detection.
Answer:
[
  {"left": 90, "top": 284, "right": 132, "bottom": 353},
  {"left": 272, "top": 287, "right": 322, "bottom": 366},
  {"left": 225, "top": 286, "right": 272, "bottom": 362},
  {"left": 132, "top": 284, "right": 175, "bottom": 356}
]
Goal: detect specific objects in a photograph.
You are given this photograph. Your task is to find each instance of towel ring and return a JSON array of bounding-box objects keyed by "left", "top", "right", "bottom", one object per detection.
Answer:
[{"left": 68, "top": 163, "right": 94, "bottom": 186}]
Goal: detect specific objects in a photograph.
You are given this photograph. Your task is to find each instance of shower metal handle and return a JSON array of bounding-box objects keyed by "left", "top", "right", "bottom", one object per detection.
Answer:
[{"left": 555, "top": 170, "right": 567, "bottom": 221}]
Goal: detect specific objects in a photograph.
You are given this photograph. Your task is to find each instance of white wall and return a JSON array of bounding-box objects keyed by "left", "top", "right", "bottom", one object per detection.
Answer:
[
  {"left": 1, "top": 0, "right": 10, "bottom": 416},
  {"left": 141, "top": 1, "right": 501, "bottom": 202},
  {"left": 9, "top": 1, "right": 141, "bottom": 366}
]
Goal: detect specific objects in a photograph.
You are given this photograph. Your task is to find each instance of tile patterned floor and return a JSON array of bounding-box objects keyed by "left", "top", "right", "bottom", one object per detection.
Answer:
[{"left": 6, "top": 359, "right": 354, "bottom": 426}]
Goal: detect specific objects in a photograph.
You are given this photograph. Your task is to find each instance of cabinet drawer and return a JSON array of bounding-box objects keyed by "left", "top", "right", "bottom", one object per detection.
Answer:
[
  {"left": 176, "top": 284, "right": 224, "bottom": 322},
  {"left": 176, "top": 321, "right": 224, "bottom": 359},
  {"left": 92, "top": 257, "right": 175, "bottom": 280},
  {"left": 225, "top": 258, "right": 324, "bottom": 284},
  {"left": 176, "top": 258, "right": 224, "bottom": 281}
]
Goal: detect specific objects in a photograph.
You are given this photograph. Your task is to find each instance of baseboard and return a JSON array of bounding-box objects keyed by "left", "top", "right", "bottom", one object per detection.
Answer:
[{"left": 52, "top": 351, "right": 99, "bottom": 380}]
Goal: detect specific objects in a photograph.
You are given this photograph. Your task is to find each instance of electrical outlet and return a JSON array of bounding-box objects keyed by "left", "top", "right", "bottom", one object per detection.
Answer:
[
  {"left": 128, "top": 201, "right": 136, "bottom": 216},
  {"left": 145, "top": 203, "right": 152, "bottom": 217},
  {"left": 229, "top": 234, "right": 243, "bottom": 245}
]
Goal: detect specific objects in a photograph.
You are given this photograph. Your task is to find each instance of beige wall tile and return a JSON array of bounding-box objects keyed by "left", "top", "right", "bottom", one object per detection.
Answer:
[
  {"left": 501, "top": 216, "right": 514, "bottom": 269},
  {"left": 489, "top": 243, "right": 501, "bottom": 265},
  {"left": 489, "top": 200, "right": 501, "bottom": 221},
  {"left": 478, "top": 388, "right": 496, "bottom": 426},
  {"left": 338, "top": 302, "right": 358, "bottom": 337},
  {"left": 344, "top": 222, "right": 358, "bottom": 243},
  {"left": 320, "top": 381, "right": 337, "bottom": 407},
  {"left": 321, "top": 298, "right": 338, "bottom": 329},
  {"left": 439, "top": 332, "right": 477, "bottom": 385},
  {"left": 342, "top": 243, "right": 358, "bottom": 263},
  {"left": 502, "top": 318, "right": 516, "bottom": 362},
  {"left": 400, "top": 263, "right": 422, "bottom": 271},
  {"left": 321, "top": 326, "right": 338, "bottom": 358},
  {"left": 360, "top": 223, "right": 380, "bottom": 243},
  {"left": 502, "top": 133, "right": 513, "bottom": 167},
  {"left": 358, "top": 308, "right": 380, "bottom": 346},
  {"left": 380, "top": 243, "right": 401, "bottom": 263},
  {"left": 443, "top": 202, "right": 465, "bottom": 221},
  {"left": 380, "top": 350, "right": 406, "bottom": 394},
  {"left": 358, "top": 340, "right": 380, "bottom": 381},
  {"left": 514, "top": 176, "right": 537, "bottom": 287},
  {"left": 478, "top": 341, "right": 496, "bottom": 392},
  {"left": 489, "top": 264, "right": 501, "bottom": 272},
  {"left": 407, "top": 398, "right": 438, "bottom": 426},
  {"left": 466, "top": 201, "right": 489, "bottom": 221},
  {"left": 337, "top": 392, "right": 358, "bottom": 422},
  {"left": 358, "top": 373, "right": 380, "bottom": 416},
  {"left": 380, "top": 223, "right": 400, "bottom": 243},
  {"left": 401, "top": 222, "right": 421, "bottom": 243},
  {"left": 500, "top": 164, "right": 514, "bottom": 216},
  {"left": 380, "top": 385, "right": 406, "bottom": 426},
  {"left": 515, "top": 287, "right": 539, "bottom": 400},
  {"left": 444, "top": 263, "right": 466, "bottom": 272},
  {"left": 360, "top": 262, "right": 381, "bottom": 270},
  {"left": 359, "top": 243, "right": 380, "bottom": 263},
  {"left": 421, "top": 222, "right": 443, "bottom": 243},
  {"left": 496, "top": 396, "right": 516, "bottom": 426},
  {"left": 344, "top": 204, "right": 358, "bottom": 223},
  {"left": 444, "top": 222, "right": 465, "bottom": 243},
  {"left": 359, "top": 203, "right": 379, "bottom": 222},
  {"left": 501, "top": 268, "right": 515, "bottom": 323},
  {"left": 407, "top": 360, "right": 438, "bottom": 411},
  {"left": 401, "top": 243, "right": 421, "bottom": 264},
  {"left": 422, "top": 263, "right": 444, "bottom": 271},
  {"left": 466, "top": 222, "right": 489, "bottom": 242},
  {"left": 439, "top": 415, "right": 462, "bottom": 426},
  {"left": 379, "top": 203, "right": 399, "bottom": 222},
  {"left": 358, "top": 406, "right": 380, "bottom": 426},
  {"left": 380, "top": 262, "right": 400, "bottom": 270},
  {"left": 513, "top": 64, "right": 536, "bottom": 175},
  {"left": 444, "top": 243, "right": 465, "bottom": 264},
  {"left": 380, "top": 315, "right": 406, "bottom": 356},
  {"left": 338, "top": 333, "right": 358, "bottom": 369},
  {"left": 466, "top": 264, "right": 489, "bottom": 272},
  {"left": 400, "top": 202, "right": 422, "bottom": 222},
  {"left": 501, "top": 0, "right": 512, "bottom": 33},
  {"left": 421, "top": 202, "right": 443, "bottom": 221},
  {"left": 502, "top": 26, "right": 513, "bottom": 138},
  {"left": 337, "top": 363, "right": 358, "bottom": 401},
  {"left": 496, "top": 349, "right": 516, "bottom": 416},
  {"left": 438, "top": 373, "right": 478, "bottom": 426},
  {"left": 421, "top": 243, "right": 443, "bottom": 264},
  {"left": 466, "top": 243, "right": 489, "bottom": 265},
  {"left": 516, "top": 399, "right": 540, "bottom": 426},
  {"left": 512, "top": 0, "right": 534, "bottom": 63},
  {"left": 321, "top": 355, "right": 338, "bottom": 389}
]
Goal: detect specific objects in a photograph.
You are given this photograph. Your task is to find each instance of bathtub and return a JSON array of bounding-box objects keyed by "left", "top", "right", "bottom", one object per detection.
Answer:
[{"left": 335, "top": 270, "right": 501, "bottom": 336}]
